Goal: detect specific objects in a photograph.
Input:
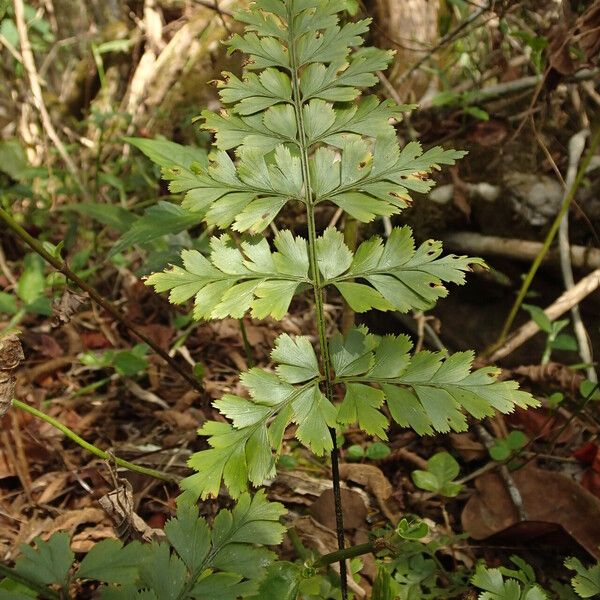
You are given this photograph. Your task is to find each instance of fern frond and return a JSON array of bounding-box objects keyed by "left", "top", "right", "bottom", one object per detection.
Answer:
[{"left": 330, "top": 327, "right": 539, "bottom": 436}]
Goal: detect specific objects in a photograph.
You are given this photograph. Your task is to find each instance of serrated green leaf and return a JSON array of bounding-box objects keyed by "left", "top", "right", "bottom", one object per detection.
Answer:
[
  {"left": 309, "top": 134, "right": 465, "bottom": 220},
  {"left": 14, "top": 532, "right": 73, "bottom": 588},
  {"left": 249, "top": 562, "right": 301, "bottom": 600},
  {"left": 300, "top": 48, "right": 396, "bottom": 101},
  {"left": 325, "top": 227, "right": 485, "bottom": 313},
  {"left": 271, "top": 334, "right": 320, "bottom": 383},
  {"left": 164, "top": 501, "right": 211, "bottom": 573},
  {"left": 332, "top": 327, "right": 538, "bottom": 436},
  {"left": 218, "top": 69, "right": 292, "bottom": 115},
  {"left": 316, "top": 227, "right": 353, "bottom": 279},
  {"left": 291, "top": 386, "right": 337, "bottom": 455},
  {"left": 182, "top": 375, "right": 321, "bottom": 498},
  {"left": 146, "top": 232, "right": 309, "bottom": 321},
  {"left": 565, "top": 557, "right": 600, "bottom": 598},
  {"left": 137, "top": 542, "right": 187, "bottom": 600},
  {"left": 228, "top": 32, "right": 290, "bottom": 70},
  {"left": 337, "top": 383, "right": 388, "bottom": 439},
  {"left": 77, "top": 539, "right": 145, "bottom": 584}
]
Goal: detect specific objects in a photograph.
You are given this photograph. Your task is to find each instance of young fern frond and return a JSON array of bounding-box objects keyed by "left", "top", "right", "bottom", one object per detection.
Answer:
[{"left": 146, "top": 0, "right": 537, "bottom": 507}]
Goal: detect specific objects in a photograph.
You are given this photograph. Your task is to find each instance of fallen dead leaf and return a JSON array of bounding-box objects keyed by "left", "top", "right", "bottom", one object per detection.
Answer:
[
  {"left": 339, "top": 463, "right": 399, "bottom": 523},
  {"left": 293, "top": 516, "right": 367, "bottom": 599},
  {"left": 339, "top": 464, "right": 392, "bottom": 501},
  {"left": 0, "top": 334, "right": 24, "bottom": 419},
  {"left": 99, "top": 480, "right": 165, "bottom": 543},
  {"left": 310, "top": 487, "right": 368, "bottom": 531},
  {"left": 450, "top": 432, "right": 486, "bottom": 462},
  {"left": 462, "top": 465, "right": 600, "bottom": 559},
  {"left": 51, "top": 289, "right": 88, "bottom": 328}
]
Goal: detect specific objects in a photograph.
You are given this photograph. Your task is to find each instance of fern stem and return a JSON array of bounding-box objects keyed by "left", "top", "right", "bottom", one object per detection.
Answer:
[
  {"left": 0, "top": 207, "right": 204, "bottom": 395},
  {"left": 12, "top": 399, "right": 179, "bottom": 483},
  {"left": 0, "top": 562, "right": 61, "bottom": 600},
  {"left": 238, "top": 318, "right": 255, "bottom": 367},
  {"left": 313, "top": 542, "right": 374, "bottom": 568},
  {"left": 286, "top": 7, "right": 347, "bottom": 597}
]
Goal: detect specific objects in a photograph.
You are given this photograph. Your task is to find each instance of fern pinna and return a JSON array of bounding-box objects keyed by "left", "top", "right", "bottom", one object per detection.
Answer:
[{"left": 147, "top": 0, "right": 536, "bottom": 590}]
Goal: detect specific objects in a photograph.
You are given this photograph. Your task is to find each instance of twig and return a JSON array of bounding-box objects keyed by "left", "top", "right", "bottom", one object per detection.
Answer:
[
  {"left": 558, "top": 130, "right": 597, "bottom": 382},
  {"left": 485, "top": 268, "right": 600, "bottom": 364},
  {"left": 495, "top": 124, "right": 600, "bottom": 345},
  {"left": 418, "top": 68, "right": 598, "bottom": 111},
  {"left": 0, "top": 207, "right": 205, "bottom": 395},
  {"left": 313, "top": 541, "right": 377, "bottom": 568},
  {"left": 190, "top": 0, "right": 234, "bottom": 17},
  {"left": 13, "top": 0, "right": 87, "bottom": 197},
  {"left": 442, "top": 232, "right": 600, "bottom": 271},
  {"left": 12, "top": 399, "right": 179, "bottom": 483},
  {"left": 394, "top": 0, "right": 492, "bottom": 87},
  {"left": 473, "top": 423, "right": 527, "bottom": 520},
  {"left": 239, "top": 319, "right": 255, "bottom": 368}
]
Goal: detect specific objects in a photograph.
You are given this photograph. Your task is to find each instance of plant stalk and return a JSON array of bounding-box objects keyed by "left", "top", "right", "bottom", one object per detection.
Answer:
[
  {"left": 313, "top": 542, "right": 375, "bottom": 568},
  {"left": 495, "top": 124, "right": 600, "bottom": 346},
  {"left": 286, "top": 8, "right": 347, "bottom": 598},
  {"left": 12, "top": 399, "right": 179, "bottom": 482},
  {"left": 0, "top": 207, "right": 204, "bottom": 395}
]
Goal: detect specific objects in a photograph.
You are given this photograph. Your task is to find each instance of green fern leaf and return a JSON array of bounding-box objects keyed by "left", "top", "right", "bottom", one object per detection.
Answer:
[
  {"left": 331, "top": 327, "right": 538, "bottom": 436},
  {"left": 471, "top": 564, "right": 548, "bottom": 600},
  {"left": 13, "top": 533, "right": 73, "bottom": 589},
  {"left": 77, "top": 539, "right": 146, "bottom": 584},
  {"left": 311, "top": 136, "right": 466, "bottom": 221},
  {"left": 565, "top": 557, "right": 600, "bottom": 598},
  {"left": 316, "top": 226, "right": 484, "bottom": 312},
  {"left": 300, "top": 48, "right": 396, "bottom": 102},
  {"left": 146, "top": 232, "right": 309, "bottom": 320}
]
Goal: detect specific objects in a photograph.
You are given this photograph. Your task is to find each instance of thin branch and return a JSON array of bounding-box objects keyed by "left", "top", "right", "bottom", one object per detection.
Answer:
[
  {"left": 485, "top": 268, "right": 600, "bottom": 365},
  {"left": 495, "top": 124, "right": 600, "bottom": 345},
  {"left": 12, "top": 399, "right": 179, "bottom": 483},
  {"left": 559, "top": 130, "right": 597, "bottom": 382},
  {"left": 394, "top": 0, "right": 492, "bottom": 87},
  {"left": 473, "top": 423, "right": 527, "bottom": 521},
  {"left": 190, "top": 0, "right": 233, "bottom": 18},
  {"left": 0, "top": 207, "right": 205, "bottom": 395},
  {"left": 442, "top": 233, "right": 600, "bottom": 271},
  {"left": 13, "top": 0, "right": 87, "bottom": 197}
]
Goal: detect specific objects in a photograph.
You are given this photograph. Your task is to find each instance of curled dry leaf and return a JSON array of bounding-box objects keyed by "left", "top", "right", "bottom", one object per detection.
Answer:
[
  {"left": 309, "top": 487, "right": 368, "bottom": 531},
  {"left": 99, "top": 479, "right": 165, "bottom": 543},
  {"left": 450, "top": 432, "right": 487, "bottom": 462},
  {"left": 339, "top": 463, "right": 399, "bottom": 524},
  {"left": 51, "top": 289, "right": 88, "bottom": 327},
  {"left": 0, "top": 334, "right": 24, "bottom": 419},
  {"left": 462, "top": 465, "right": 600, "bottom": 559}
]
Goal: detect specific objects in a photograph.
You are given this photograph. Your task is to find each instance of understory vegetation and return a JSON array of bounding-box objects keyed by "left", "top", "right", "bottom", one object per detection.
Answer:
[{"left": 1, "top": 0, "right": 600, "bottom": 598}]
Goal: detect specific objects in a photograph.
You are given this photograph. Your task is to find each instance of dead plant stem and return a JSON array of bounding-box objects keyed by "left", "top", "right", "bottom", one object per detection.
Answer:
[
  {"left": 495, "top": 124, "right": 600, "bottom": 346},
  {"left": 12, "top": 399, "right": 179, "bottom": 483},
  {"left": 0, "top": 207, "right": 205, "bottom": 395}
]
